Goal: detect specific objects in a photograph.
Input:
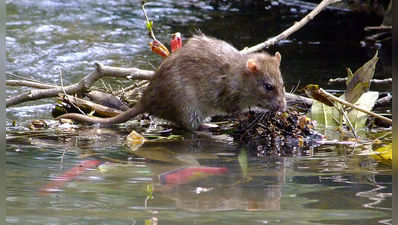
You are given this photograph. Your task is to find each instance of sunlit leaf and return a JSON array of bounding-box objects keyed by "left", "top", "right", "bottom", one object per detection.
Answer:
[
  {"left": 372, "top": 143, "right": 392, "bottom": 165},
  {"left": 306, "top": 99, "right": 339, "bottom": 127},
  {"left": 304, "top": 84, "right": 334, "bottom": 106},
  {"left": 146, "top": 184, "right": 154, "bottom": 199},
  {"left": 170, "top": 32, "right": 182, "bottom": 53},
  {"left": 167, "top": 134, "right": 184, "bottom": 140},
  {"left": 149, "top": 40, "right": 170, "bottom": 58},
  {"left": 146, "top": 20, "right": 153, "bottom": 31},
  {"left": 343, "top": 91, "right": 379, "bottom": 130},
  {"left": 145, "top": 184, "right": 155, "bottom": 209},
  {"left": 345, "top": 82, "right": 370, "bottom": 106},
  {"left": 307, "top": 91, "right": 379, "bottom": 130},
  {"left": 346, "top": 67, "right": 354, "bottom": 85},
  {"left": 126, "top": 130, "right": 146, "bottom": 151},
  {"left": 345, "top": 51, "right": 378, "bottom": 104}
]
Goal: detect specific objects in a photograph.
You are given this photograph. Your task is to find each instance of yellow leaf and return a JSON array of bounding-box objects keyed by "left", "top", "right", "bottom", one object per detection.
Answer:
[
  {"left": 373, "top": 143, "right": 392, "bottom": 165},
  {"left": 126, "top": 130, "right": 146, "bottom": 151}
]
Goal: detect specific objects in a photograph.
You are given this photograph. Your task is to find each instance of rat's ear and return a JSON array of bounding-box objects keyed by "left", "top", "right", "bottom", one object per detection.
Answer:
[
  {"left": 275, "top": 52, "right": 282, "bottom": 64},
  {"left": 246, "top": 59, "right": 259, "bottom": 74}
]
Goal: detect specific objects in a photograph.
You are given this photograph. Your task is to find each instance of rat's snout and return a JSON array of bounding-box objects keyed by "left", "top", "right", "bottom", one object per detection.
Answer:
[
  {"left": 273, "top": 93, "right": 287, "bottom": 112},
  {"left": 273, "top": 100, "right": 286, "bottom": 112}
]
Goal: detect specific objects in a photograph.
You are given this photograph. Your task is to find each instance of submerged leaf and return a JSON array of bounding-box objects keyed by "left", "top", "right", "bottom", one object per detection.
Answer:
[{"left": 345, "top": 51, "right": 379, "bottom": 104}]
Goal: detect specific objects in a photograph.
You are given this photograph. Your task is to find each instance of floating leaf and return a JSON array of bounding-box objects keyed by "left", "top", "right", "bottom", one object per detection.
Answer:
[
  {"left": 345, "top": 51, "right": 378, "bottom": 104},
  {"left": 126, "top": 130, "right": 146, "bottom": 151},
  {"left": 372, "top": 143, "right": 392, "bottom": 165}
]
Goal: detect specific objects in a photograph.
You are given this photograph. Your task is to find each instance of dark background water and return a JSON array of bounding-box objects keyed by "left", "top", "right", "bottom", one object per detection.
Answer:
[{"left": 6, "top": 0, "right": 392, "bottom": 224}]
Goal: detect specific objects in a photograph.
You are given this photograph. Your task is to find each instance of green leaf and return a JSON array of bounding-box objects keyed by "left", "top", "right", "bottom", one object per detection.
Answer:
[
  {"left": 344, "top": 91, "right": 379, "bottom": 130},
  {"left": 346, "top": 67, "right": 354, "bottom": 85},
  {"left": 146, "top": 184, "right": 154, "bottom": 200},
  {"left": 345, "top": 51, "right": 379, "bottom": 104},
  {"left": 306, "top": 91, "right": 379, "bottom": 130},
  {"left": 146, "top": 20, "right": 153, "bottom": 31},
  {"left": 306, "top": 99, "right": 339, "bottom": 127}
]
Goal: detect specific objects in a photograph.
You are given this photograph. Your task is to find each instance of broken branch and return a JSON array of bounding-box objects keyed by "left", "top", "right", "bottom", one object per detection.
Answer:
[{"left": 6, "top": 62, "right": 154, "bottom": 107}]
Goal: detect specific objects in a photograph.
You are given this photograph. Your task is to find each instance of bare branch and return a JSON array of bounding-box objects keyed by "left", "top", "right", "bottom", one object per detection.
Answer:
[
  {"left": 58, "top": 93, "right": 124, "bottom": 117},
  {"left": 240, "top": 0, "right": 343, "bottom": 54},
  {"left": 328, "top": 77, "right": 392, "bottom": 90},
  {"left": 6, "top": 62, "right": 154, "bottom": 107},
  {"left": 364, "top": 25, "right": 392, "bottom": 31},
  {"left": 6, "top": 80, "right": 59, "bottom": 89},
  {"left": 286, "top": 92, "right": 314, "bottom": 107}
]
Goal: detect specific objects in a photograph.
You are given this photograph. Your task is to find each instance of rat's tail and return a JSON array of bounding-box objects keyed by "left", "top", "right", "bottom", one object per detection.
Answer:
[{"left": 55, "top": 104, "right": 144, "bottom": 124}]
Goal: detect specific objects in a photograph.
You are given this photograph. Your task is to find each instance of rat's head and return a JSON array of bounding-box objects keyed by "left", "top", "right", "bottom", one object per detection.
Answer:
[{"left": 244, "top": 52, "right": 286, "bottom": 112}]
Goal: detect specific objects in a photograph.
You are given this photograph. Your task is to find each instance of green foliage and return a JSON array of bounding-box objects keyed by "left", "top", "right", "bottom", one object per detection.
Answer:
[
  {"left": 306, "top": 51, "right": 380, "bottom": 132},
  {"left": 146, "top": 20, "right": 153, "bottom": 31},
  {"left": 308, "top": 91, "right": 379, "bottom": 129},
  {"left": 345, "top": 51, "right": 378, "bottom": 104}
]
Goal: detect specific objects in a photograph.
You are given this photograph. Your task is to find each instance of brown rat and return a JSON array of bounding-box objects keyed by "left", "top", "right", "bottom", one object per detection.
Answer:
[{"left": 56, "top": 34, "right": 286, "bottom": 131}]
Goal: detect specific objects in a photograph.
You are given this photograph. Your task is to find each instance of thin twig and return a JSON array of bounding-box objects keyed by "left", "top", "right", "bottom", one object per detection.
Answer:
[
  {"left": 6, "top": 72, "right": 50, "bottom": 84},
  {"left": 339, "top": 107, "right": 358, "bottom": 140},
  {"left": 137, "top": 0, "right": 157, "bottom": 41},
  {"left": 319, "top": 88, "right": 392, "bottom": 125},
  {"left": 60, "top": 148, "right": 68, "bottom": 170},
  {"left": 6, "top": 80, "right": 58, "bottom": 89},
  {"left": 240, "top": 0, "right": 343, "bottom": 53},
  {"left": 364, "top": 25, "right": 392, "bottom": 31},
  {"left": 6, "top": 62, "right": 154, "bottom": 107}
]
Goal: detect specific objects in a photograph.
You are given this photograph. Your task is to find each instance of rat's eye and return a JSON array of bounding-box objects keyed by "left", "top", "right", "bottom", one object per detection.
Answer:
[{"left": 265, "top": 84, "right": 273, "bottom": 91}]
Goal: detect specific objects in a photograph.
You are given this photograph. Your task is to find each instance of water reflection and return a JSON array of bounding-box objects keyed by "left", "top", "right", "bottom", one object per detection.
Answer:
[{"left": 6, "top": 126, "right": 391, "bottom": 224}]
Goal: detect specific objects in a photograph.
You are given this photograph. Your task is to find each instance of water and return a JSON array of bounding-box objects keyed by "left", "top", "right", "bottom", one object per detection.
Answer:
[{"left": 6, "top": 0, "right": 392, "bottom": 224}]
